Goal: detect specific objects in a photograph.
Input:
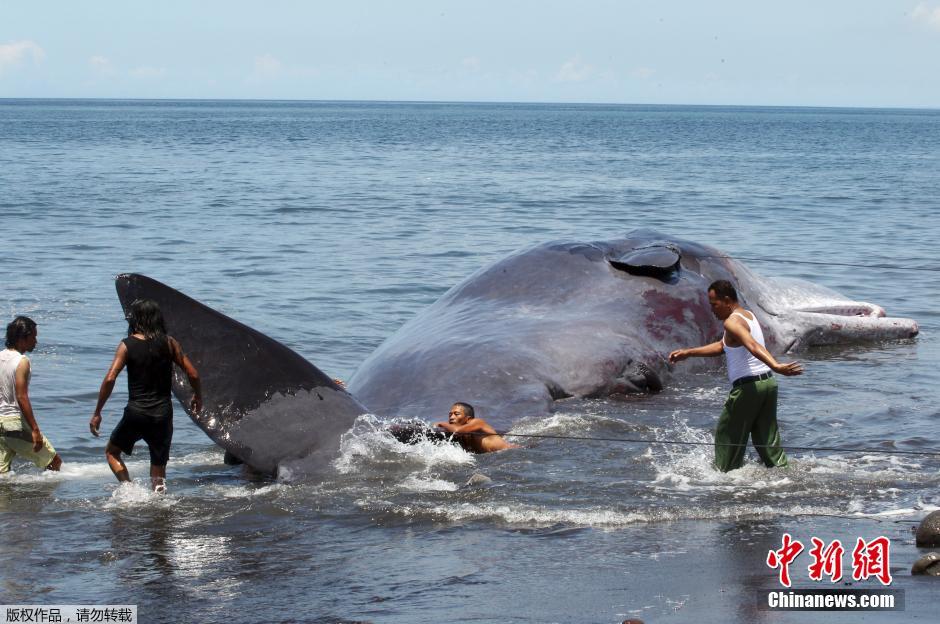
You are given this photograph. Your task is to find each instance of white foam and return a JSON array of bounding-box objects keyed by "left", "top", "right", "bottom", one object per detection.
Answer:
[
  {"left": 510, "top": 412, "right": 597, "bottom": 436},
  {"left": 172, "top": 449, "right": 226, "bottom": 466},
  {"left": 646, "top": 415, "right": 730, "bottom": 490},
  {"left": 362, "top": 500, "right": 845, "bottom": 528},
  {"left": 846, "top": 501, "right": 940, "bottom": 519},
  {"left": 398, "top": 475, "right": 459, "bottom": 493},
  {"left": 0, "top": 468, "right": 58, "bottom": 483},
  {"left": 333, "top": 414, "right": 474, "bottom": 475},
  {"left": 512, "top": 412, "right": 593, "bottom": 434},
  {"left": 689, "top": 385, "right": 726, "bottom": 400},
  {"left": 0, "top": 449, "right": 226, "bottom": 485},
  {"left": 0, "top": 459, "right": 145, "bottom": 483},
  {"left": 102, "top": 480, "right": 178, "bottom": 509},
  {"left": 205, "top": 483, "right": 287, "bottom": 499},
  {"left": 643, "top": 413, "right": 938, "bottom": 512},
  {"left": 0, "top": 450, "right": 229, "bottom": 508}
]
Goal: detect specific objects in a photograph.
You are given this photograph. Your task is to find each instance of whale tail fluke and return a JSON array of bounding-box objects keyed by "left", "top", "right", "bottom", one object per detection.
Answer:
[{"left": 114, "top": 273, "right": 368, "bottom": 476}]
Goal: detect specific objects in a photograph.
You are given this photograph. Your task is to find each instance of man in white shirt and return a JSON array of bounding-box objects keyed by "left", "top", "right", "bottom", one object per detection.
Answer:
[
  {"left": 0, "top": 316, "right": 62, "bottom": 473},
  {"left": 669, "top": 281, "right": 802, "bottom": 472}
]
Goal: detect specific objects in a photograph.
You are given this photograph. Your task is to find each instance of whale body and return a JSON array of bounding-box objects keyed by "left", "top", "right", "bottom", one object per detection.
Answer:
[
  {"left": 348, "top": 229, "right": 918, "bottom": 428},
  {"left": 116, "top": 230, "right": 919, "bottom": 472}
]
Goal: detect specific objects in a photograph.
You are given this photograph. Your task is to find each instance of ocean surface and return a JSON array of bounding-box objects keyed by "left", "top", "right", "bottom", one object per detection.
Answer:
[{"left": 1, "top": 99, "right": 939, "bottom": 623}]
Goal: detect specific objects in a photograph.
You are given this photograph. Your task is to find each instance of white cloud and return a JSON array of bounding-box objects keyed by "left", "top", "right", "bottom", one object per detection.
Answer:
[
  {"left": 0, "top": 40, "right": 45, "bottom": 74},
  {"left": 247, "top": 54, "right": 319, "bottom": 84},
  {"left": 129, "top": 66, "right": 167, "bottom": 79},
  {"left": 462, "top": 56, "right": 481, "bottom": 72},
  {"left": 254, "top": 53, "right": 282, "bottom": 76},
  {"left": 631, "top": 67, "right": 656, "bottom": 80},
  {"left": 89, "top": 55, "right": 114, "bottom": 75},
  {"left": 555, "top": 56, "right": 594, "bottom": 82},
  {"left": 912, "top": 2, "right": 940, "bottom": 30}
]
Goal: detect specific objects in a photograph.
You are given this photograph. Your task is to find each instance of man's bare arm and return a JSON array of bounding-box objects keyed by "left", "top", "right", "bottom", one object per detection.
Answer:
[
  {"left": 169, "top": 337, "right": 202, "bottom": 413},
  {"left": 90, "top": 342, "right": 128, "bottom": 437},
  {"left": 14, "top": 358, "right": 44, "bottom": 452},
  {"left": 455, "top": 420, "right": 498, "bottom": 435},
  {"left": 434, "top": 420, "right": 498, "bottom": 435},
  {"left": 669, "top": 340, "right": 724, "bottom": 364}
]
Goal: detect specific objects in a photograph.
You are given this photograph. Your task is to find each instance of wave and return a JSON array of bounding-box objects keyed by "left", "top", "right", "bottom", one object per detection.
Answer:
[
  {"left": 355, "top": 499, "right": 848, "bottom": 528},
  {"left": 332, "top": 414, "right": 475, "bottom": 476}
]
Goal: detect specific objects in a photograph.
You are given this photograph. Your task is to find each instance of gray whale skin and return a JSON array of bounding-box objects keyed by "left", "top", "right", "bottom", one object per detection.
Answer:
[{"left": 116, "top": 230, "right": 919, "bottom": 474}]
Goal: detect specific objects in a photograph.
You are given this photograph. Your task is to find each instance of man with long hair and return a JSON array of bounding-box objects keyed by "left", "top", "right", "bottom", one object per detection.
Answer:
[
  {"left": 91, "top": 299, "right": 202, "bottom": 492},
  {"left": 1, "top": 316, "right": 62, "bottom": 473}
]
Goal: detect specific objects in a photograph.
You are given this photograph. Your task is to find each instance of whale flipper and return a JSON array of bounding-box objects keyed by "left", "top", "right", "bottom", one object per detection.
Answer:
[{"left": 115, "top": 273, "right": 367, "bottom": 476}]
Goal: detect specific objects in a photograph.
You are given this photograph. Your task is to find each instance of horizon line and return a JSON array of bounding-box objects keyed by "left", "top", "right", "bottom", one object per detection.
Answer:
[{"left": 0, "top": 96, "right": 938, "bottom": 112}]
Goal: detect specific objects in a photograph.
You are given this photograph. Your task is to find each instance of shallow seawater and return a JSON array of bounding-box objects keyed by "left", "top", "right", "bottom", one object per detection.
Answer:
[{"left": 1, "top": 100, "right": 939, "bottom": 623}]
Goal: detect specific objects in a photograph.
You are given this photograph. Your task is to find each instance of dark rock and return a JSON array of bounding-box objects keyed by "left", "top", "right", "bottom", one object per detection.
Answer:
[
  {"left": 465, "top": 472, "right": 492, "bottom": 487},
  {"left": 911, "top": 552, "right": 940, "bottom": 576},
  {"left": 915, "top": 511, "right": 940, "bottom": 547}
]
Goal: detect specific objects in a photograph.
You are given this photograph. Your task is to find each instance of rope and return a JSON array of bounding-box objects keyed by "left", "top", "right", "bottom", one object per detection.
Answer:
[
  {"left": 701, "top": 254, "right": 940, "bottom": 273},
  {"left": 447, "top": 429, "right": 940, "bottom": 458}
]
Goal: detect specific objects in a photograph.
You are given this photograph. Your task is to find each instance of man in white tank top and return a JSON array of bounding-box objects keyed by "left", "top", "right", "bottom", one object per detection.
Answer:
[
  {"left": 669, "top": 280, "right": 803, "bottom": 472},
  {"left": 0, "top": 316, "right": 62, "bottom": 473}
]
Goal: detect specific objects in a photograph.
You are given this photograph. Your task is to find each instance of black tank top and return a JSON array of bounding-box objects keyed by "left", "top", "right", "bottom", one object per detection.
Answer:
[{"left": 123, "top": 335, "right": 173, "bottom": 410}]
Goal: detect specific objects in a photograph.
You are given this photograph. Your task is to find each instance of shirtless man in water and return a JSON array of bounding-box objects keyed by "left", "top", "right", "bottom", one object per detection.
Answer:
[{"left": 434, "top": 402, "right": 517, "bottom": 453}]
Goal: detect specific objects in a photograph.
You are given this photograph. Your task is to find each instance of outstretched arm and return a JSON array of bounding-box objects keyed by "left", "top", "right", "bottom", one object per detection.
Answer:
[
  {"left": 169, "top": 337, "right": 202, "bottom": 413},
  {"left": 91, "top": 342, "right": 128, "bottom": 437},
  {"left": 434, "top": 419, "right": 498, "bottom": 436},
  {"left": 724, "top": 317, "right": 803, "bottom": 376},
  {"left": 669, "top": 340, "right": 724, "bottom": 364}
]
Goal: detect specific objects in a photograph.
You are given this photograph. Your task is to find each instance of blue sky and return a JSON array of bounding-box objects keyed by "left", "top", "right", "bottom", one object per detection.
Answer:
[{"left": 1, "top": 1, "right": 938, "bottom": 107}]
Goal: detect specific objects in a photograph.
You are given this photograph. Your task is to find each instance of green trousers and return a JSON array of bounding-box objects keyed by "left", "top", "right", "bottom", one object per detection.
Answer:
[{"left": 714, "top": 377, "right": 788, "bottom": 472}]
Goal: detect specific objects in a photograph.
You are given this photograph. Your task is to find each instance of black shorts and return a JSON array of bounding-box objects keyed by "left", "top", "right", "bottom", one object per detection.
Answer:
[{"left": 109, "top": 403, "right": 173, "bottom": 466}]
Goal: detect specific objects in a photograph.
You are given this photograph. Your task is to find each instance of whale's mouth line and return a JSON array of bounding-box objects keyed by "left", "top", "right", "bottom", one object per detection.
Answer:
[
  {"left": 791, "top": 304, "right": 886, "bottom": 318},
  {"left": 776, "top": 304, "right": 919, "bottom": 353}
]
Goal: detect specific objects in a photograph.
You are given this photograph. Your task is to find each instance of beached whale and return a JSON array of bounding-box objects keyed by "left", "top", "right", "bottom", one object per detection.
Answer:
[
  {"left": 348, "top": 229, "right": 919, "bottom": 428},
  {"left": 115, "top": 230, "right": 918, "bottom": 473}
]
